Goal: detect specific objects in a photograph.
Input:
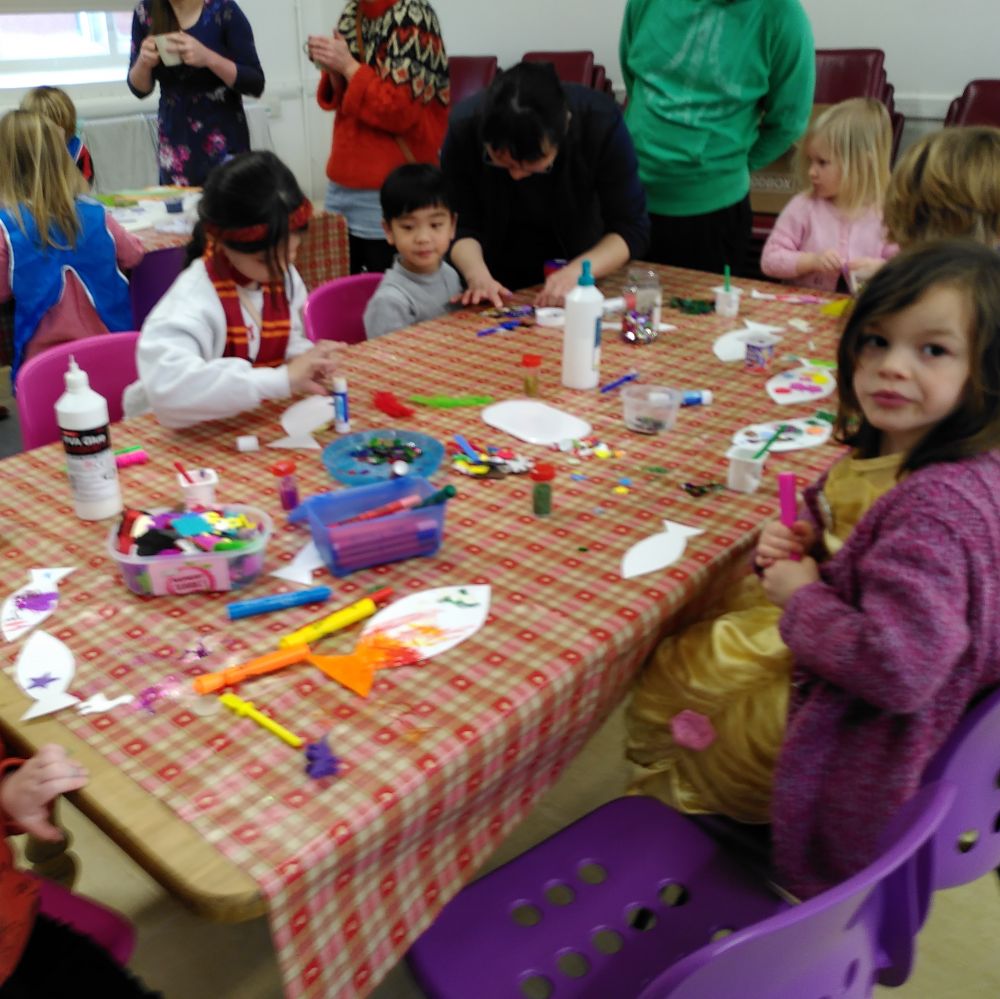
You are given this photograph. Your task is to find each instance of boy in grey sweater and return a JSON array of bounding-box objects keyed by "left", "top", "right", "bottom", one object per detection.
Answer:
[{"left": 363, "top": 164, "right": 462, "bottom": 338}]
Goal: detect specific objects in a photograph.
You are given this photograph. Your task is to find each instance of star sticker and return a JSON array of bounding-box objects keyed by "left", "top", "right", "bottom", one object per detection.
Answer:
[{"left": 27, "top": 673, "right": 58, "bottom": 690}]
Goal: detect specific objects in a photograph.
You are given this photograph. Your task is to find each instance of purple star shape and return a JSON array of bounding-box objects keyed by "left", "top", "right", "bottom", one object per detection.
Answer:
[{"left": 27, "top": 673, "right": 58, "bottom": 690}]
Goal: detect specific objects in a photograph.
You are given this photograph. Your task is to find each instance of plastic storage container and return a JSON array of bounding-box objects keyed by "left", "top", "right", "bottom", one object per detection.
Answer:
[
  {"left": 289, "top": 476, "right": 446, "bottom": 577},
  {"left": 622, "top": 384, "right": 681, "bottom": 434},
  {"left": 107, "top": 504, "right": 272, "bottom": 596}
]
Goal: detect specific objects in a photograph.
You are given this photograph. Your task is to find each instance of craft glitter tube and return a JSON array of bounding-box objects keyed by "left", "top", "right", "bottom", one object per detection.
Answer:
[
  {"left": 219, "top": 692, "right": 304, "bottom": 749},
  {"left": 192, "top": 644, "right": 312, "bottom": 694},
  {"left": 270, "top": 459, "right": 299, "bottom": 511},
  {"left": 277, "top": 587, "right": 393, "bottom": 648}
]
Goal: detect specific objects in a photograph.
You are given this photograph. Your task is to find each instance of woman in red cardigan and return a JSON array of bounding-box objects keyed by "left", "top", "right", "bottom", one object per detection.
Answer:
[{"left": 307, "top": 0, "right": 449, "bottom": 274}]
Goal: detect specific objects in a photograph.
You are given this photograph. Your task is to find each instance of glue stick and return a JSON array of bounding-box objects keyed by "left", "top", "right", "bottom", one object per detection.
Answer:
[{"left": 333, "top": 376, "right": 351, "bottom": 433}]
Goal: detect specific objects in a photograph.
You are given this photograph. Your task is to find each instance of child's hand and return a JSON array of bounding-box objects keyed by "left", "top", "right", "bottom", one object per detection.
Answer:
[
  {"left": 756, "top": 518, "right": 815, "bottom": 568},
  {"left": 287, "top": 342, "right": 341, "bottom": 396},
  {"left": 453, "top": 271, "right": 511, "bottom": 309},
  {"left": 535, "top": 262, "right": 582, "bottom": 307},
  {"left": 761, "top": 556, "right": 820, "bottom": 607},
  {"left": 0, "top": 744, "right": 88, "bottom": 842},
  {"left": 802, "top": 249, "right": 843, "bottom": 275},
  {"left": 137, "top": 35, "right": 161, "bottom": 69}
]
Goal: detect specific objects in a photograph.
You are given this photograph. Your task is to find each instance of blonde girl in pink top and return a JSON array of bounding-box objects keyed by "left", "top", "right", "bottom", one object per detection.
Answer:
[{"left": 761, "top": 98, "right": 897, "bottom": 292}]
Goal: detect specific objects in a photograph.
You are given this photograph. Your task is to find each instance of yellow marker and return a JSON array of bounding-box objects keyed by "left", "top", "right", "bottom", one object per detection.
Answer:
[
  {"left": 219, "top": 692, "right": 304, "bottom": 748},
  {"left": 278, "top": 587, "right": 393, "bottom": 648}
]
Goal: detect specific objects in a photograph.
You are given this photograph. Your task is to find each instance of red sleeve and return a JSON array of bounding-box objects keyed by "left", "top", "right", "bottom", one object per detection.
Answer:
[
  {"left": 340, "top": 63, "right": 426, "bottom": 135},
  {"left": 79, "top": 144, "right": 95, "bottom": 186},
  {"left": 0, "top": 755, "right": 26, "bottom": 838},
  {"left": 105, "top": 214, "right": 145, "bottom": 270},
  {"left": 316, "top": 70, "right": 346, "bottom": 111}
]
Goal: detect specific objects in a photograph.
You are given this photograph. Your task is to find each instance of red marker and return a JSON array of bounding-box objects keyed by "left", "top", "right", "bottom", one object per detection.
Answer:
[
  {"left": 334, "top": 494, "right": 421, "bottom": 527},
  {"left": 174, "top": 461, "right": 195, "bottom": 484}
]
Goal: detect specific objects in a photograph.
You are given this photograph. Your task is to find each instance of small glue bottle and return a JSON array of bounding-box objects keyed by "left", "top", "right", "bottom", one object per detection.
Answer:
[
  {"left": 332, "top": 376, "right": 351, "bottom": 433},
  {"left": 270, "top": 459, "right": 299, "bottom": 511},
  {"left": 55, "top": 357, "right": 122, "bottom": 520}
]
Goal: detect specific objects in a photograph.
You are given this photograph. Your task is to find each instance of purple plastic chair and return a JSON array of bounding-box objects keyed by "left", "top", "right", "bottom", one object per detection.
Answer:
[
  {"left": 15, "top": 332, "right": 140, "bottom": 450},
  {"left": 129, "top": 245, "right": 186, "bottom": 329},
  {"left": 921, "top": 684, "right": 1000, "bottom": 889},
  {"left": 407, "top": 785, "right": 955, "bottom": 999},
  {"left": 303, "top": 272, "right": 382, "bottom": 344}
]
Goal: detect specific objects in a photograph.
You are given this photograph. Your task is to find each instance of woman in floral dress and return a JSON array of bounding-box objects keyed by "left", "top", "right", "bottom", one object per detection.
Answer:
[{"left": 127, "top": 0, "right": 264, "bottom": 186}]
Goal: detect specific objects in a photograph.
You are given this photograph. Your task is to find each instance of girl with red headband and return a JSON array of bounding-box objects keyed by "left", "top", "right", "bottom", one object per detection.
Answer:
[{"left": 124, "top": 152, "right": 339, "bottom": 428}]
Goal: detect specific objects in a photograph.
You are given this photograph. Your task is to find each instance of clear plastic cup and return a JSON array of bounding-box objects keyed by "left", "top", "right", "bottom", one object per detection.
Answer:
[
  {"left": 178, "top": 468, "right": 219, "bottom": 509},
  {"left": 622, "top": 384, "right": 680, "bottom": 434},
  {"left": 713, "top": 286, "right": 743, "bottom": 318},
  {"left": 725, "top": 446, "right": 766, "bottom": 493}
]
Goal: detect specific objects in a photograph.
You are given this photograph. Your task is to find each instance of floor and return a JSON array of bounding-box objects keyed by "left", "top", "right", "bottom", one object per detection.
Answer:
[
  {"left": 3, "top": 369, "right": 997, "bottom": 997},
  {"left": 12, "top": 699, "right": 999, "bottom": 999}
]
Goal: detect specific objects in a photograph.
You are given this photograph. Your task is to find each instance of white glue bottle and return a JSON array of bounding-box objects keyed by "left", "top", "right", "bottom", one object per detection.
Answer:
[
  {"left": 561, "top": 260, "right": 604, "bottom": 389},
  {"left": 55, "top": 357, "right": 122, "bottom": 520}
]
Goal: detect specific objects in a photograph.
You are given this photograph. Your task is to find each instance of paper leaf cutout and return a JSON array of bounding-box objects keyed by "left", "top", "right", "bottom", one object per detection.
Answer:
[
  {"left": 270, "top": 541, "right": 324, "bottom": 585},
  {"left": 270, "top": 396, "right": 333, "bottom": 449},
  {"left": 3, "top": 568, "right": 75, "bottom": 642},
  {"left": 621, "top": 522, "right": 704, "bottom": 579},
  {"left": 15, "top": 631, "right": 80, "bottom": 720}
]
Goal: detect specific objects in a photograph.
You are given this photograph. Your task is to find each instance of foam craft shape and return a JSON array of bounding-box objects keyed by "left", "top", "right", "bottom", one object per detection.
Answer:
[
  {"left": 361, "top": 585, "right": 490, "bottom": 660},
  {"left": 306, "top": 653, "right": 375, "bottom": 697},
  {"left": 481, "top": 400, "right": 591, "bottom": 445},
  {"left": 731, "top": 418, "right": 833, "bottom": 453},
  {"left": 15, "top": 631, "right": 80, "bottom": 720},
  {"left": 270, "top": 396, "right": 334, "bottom": 449},
  {"left": 2, "top": 568, "right": 75, "bottom": 643},
  {"left": 713, "top": 326, "right": 782, "bottom": 363},
  {"left": 270, "top": 541, "right": 324, "bottom": 585},
  {"left": 766, "top": 365, "right": 837, "bottom": 406},
  {"left": 621, "top": 522, "right": 704, "bottom": 579}
]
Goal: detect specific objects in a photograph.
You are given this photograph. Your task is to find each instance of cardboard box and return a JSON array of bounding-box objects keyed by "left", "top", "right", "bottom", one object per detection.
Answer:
[{"left": 750, "top": 104, "right": 830, "bottom": 215}]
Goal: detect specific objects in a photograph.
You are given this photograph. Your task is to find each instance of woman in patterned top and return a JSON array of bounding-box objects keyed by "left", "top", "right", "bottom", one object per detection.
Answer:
[
  {"left": 307, "top": 0, "right": 449, "bottom": 274},
  {"left": 127, "top": 0, "right": 264, "bottom": 186}
]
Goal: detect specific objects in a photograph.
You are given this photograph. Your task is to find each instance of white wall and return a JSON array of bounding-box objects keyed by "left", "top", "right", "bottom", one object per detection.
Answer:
[{"left": 2, "top": 1, "right": 999, "bottom": 198}]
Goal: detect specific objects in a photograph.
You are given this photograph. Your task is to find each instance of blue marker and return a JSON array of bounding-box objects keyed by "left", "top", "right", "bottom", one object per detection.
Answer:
[
  {"left": 226, "top": 585, "right": 333, "bottom": 621},
  {"left": 599, "top": 370, "right": 639, "bottom": 394},
  {"left": 453, "top": 434, "right": 481, "bottom": 462}
]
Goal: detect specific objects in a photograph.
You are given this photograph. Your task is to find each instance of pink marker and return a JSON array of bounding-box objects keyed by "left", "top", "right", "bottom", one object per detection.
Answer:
[{"left": 778, "top": 472, "right": 800, "bottom": 561}]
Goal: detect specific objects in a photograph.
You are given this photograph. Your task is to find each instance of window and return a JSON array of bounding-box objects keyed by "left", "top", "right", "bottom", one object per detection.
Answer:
[{"left": 0, "top": 11, "right": 133, "bottom": 88}]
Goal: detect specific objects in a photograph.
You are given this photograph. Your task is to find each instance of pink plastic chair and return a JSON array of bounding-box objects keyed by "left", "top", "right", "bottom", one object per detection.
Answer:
[
  {"left": 15, "top": 332, "right": 140, "bottom": 451},
  {"left": 129, "top": 245, "right": 186, "bottom": 329},
  {"left": 303, "top": 272, "right": 382, "bottom": 344},
  {"left": 36, "top": 876, "right": 136, "bottom": 966},
  {"left": 408, "top": 785, "right": 954, "bottom": 998}
]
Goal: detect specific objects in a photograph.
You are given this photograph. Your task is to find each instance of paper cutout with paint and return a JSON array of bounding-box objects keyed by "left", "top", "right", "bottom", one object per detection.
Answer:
[
  {"left": 732, "top": 418, "right": 833, "bottom": 453},
  {"left": 15, "top": 631, "right": 80, "bottom": 720},
  {"left": 308, "top": 585, "right": 491, "bottom": 696},
  {"left": 270, "top": 540, "right": 324, "bottom": 585},
  {"left": 621, "top": 522, "right": 704, "bottom": 579},
  {"left": 77, "top": 693, "right": 135, "bottom": 715},
  {"left": 712, "top": 321, "right": 784, "bottom": 363},
  {"left": 2, "top": 568, "right": 75, "bottom": 642},
  {"left": 766, "top": 365, "right": 837, "bottom": 406},
  {"left": 270, "top": 396, "right": 333, "bottom": 449},
  {"left": 482, "top": 400, "right": 591, "bottom": 445}
]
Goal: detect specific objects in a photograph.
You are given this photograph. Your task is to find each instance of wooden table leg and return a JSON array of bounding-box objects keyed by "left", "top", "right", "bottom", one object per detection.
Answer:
[{"left": 24, "top": 802, "right": 78, "bottom": 888}]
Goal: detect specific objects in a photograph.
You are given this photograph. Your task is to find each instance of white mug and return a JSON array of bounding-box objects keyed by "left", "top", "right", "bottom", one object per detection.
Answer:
[
  {"left": 726, "top": 446, "right": 766, "bottom": 494},
  {"left": 153, "top": 34, "right": 182, "bottom": 67}
]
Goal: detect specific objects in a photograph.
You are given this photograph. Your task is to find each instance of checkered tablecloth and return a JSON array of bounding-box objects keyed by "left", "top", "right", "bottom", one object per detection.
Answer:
[{"left": 0, "top": 265, "right": 846, "bottom": 998}]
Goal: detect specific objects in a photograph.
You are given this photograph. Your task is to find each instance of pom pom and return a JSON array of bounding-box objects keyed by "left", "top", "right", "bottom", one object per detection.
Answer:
[
  {"left": 304, "top": 738, "right": 341, "bottom": 779},
  {"left": 670, "top": 709, "right": 717, "bottom": 750}
]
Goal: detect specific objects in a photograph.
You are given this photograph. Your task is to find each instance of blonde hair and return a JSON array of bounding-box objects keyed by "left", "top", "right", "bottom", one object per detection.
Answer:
[
  {"left": 0, "top": 110, "right": 87, "bottom": 250},
  {"left": 20, "top": 86, "right": 77, "bottom": 142},
  {"left": 796, "top": 98, "right": 892, "bottom": 215},
  {"left": 884, "top": 126, "right": 1000, "bottom": 247}
]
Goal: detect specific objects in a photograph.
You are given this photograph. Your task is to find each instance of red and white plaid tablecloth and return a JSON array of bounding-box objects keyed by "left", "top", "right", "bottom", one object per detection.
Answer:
[{"left": 0, "top": 265, "right": 846, "bottom": 997}]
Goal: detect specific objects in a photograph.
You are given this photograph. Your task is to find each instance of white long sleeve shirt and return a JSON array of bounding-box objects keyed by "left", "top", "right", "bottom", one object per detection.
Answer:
[{"left": 123, "top": 258, "right": 311, "bottom": 428}]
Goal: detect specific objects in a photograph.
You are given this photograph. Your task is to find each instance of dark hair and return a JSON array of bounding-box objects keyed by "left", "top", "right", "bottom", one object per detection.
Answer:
[
  {"left": 836, "top": 238, "right": 1000, "bottom": 472},
  {"left": 149, "top": 0, "right": 179, "bottom": 35},
  {"left": 480, "top": 61, "right": 569, "bottom": 163},
  {"left": 380, "top": 163, "right": 451, "bottom": 222},
  {"left": 187, "top": 150, "right": 308, "bottom": 278}
]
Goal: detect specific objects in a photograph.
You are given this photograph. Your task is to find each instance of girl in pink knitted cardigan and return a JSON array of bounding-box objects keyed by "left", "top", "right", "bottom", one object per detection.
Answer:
[
  {"left": 761, "top": 98, "right": 897, "bottom": 292},
  {"left": 629, "top": 240, "right": 1000, "bottom": 897}
]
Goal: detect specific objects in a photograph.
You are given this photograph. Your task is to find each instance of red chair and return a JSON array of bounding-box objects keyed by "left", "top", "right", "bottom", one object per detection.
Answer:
[
  {"left": 303, "top": 272, "right": 382, "bottom": 344},
  {"left": 814, "top": 48, "right": 886, "bottom": 103},
  {"left": 522, "top": 50, "right": 595, "bottom": 86},
  {"left": 448, "top": 55, "right": 498, "bottom": 106},
  {"left": 15, "top": 332, "right": 140, "bottom": 451},
  {"left": 945, "top": 80, "right": 1000, "bottom": 127}
]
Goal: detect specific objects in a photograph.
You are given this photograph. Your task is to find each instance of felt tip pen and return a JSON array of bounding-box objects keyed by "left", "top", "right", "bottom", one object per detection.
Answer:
[
  {"left": 278, "top": 587, "right": 394, "bottom": 648},
  {"left": 680, "top": 389, "right": 713, "bottom": 407},
  {"left": 192, "top": 644, "right": 312, "bottom": 695},
  {"left": 778, "top": 472, "right": 801, "bottom": 562},
  {"left": 219, "top": 692, "right": 304, "bottom": 749},
  {"left": 599, "top": 371, "right": 639, "bottom": 394},
  {"left": 413, "top": 484, "right": 456, "bottom": 508},
  {"left": 334, "top": 495, "right": 421, "bottom": 527},
  {"left": 226, "top": 586, "right": 333, "bottom": 620}
]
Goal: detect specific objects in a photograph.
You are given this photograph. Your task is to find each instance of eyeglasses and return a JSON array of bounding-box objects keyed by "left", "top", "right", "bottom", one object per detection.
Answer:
[{"left": 482, "top": 146, "right": 557, "bottom": 176}]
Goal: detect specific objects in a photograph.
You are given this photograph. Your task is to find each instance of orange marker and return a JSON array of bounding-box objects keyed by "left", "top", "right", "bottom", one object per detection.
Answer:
[{"left": 192, "top": 644, "right": 311, "bottom": 695}]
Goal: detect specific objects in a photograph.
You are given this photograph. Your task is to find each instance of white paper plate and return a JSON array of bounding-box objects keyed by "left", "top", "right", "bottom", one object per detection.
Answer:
[
  {"left": 481, "top": 399, "right": 591, "bottom": 445},
  {"left": 731, "top": 418, "right": 833, "bottom": 453},
  {"left": 766, "top": 365, "right": 837, "bottom": 406},
  {"left": 713, "top": 327, "right": 782, "bottom": 363}
]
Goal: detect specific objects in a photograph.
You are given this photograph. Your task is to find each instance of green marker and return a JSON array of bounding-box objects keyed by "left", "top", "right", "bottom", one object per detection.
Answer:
[{"left": 414, "top": 485, "right": 456, "bottom": 509}]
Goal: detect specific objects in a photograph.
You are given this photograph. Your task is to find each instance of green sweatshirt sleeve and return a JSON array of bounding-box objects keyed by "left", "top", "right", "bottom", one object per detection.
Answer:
[{"left": 748, "top": 1, "right": 815, "bottom": 172}]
